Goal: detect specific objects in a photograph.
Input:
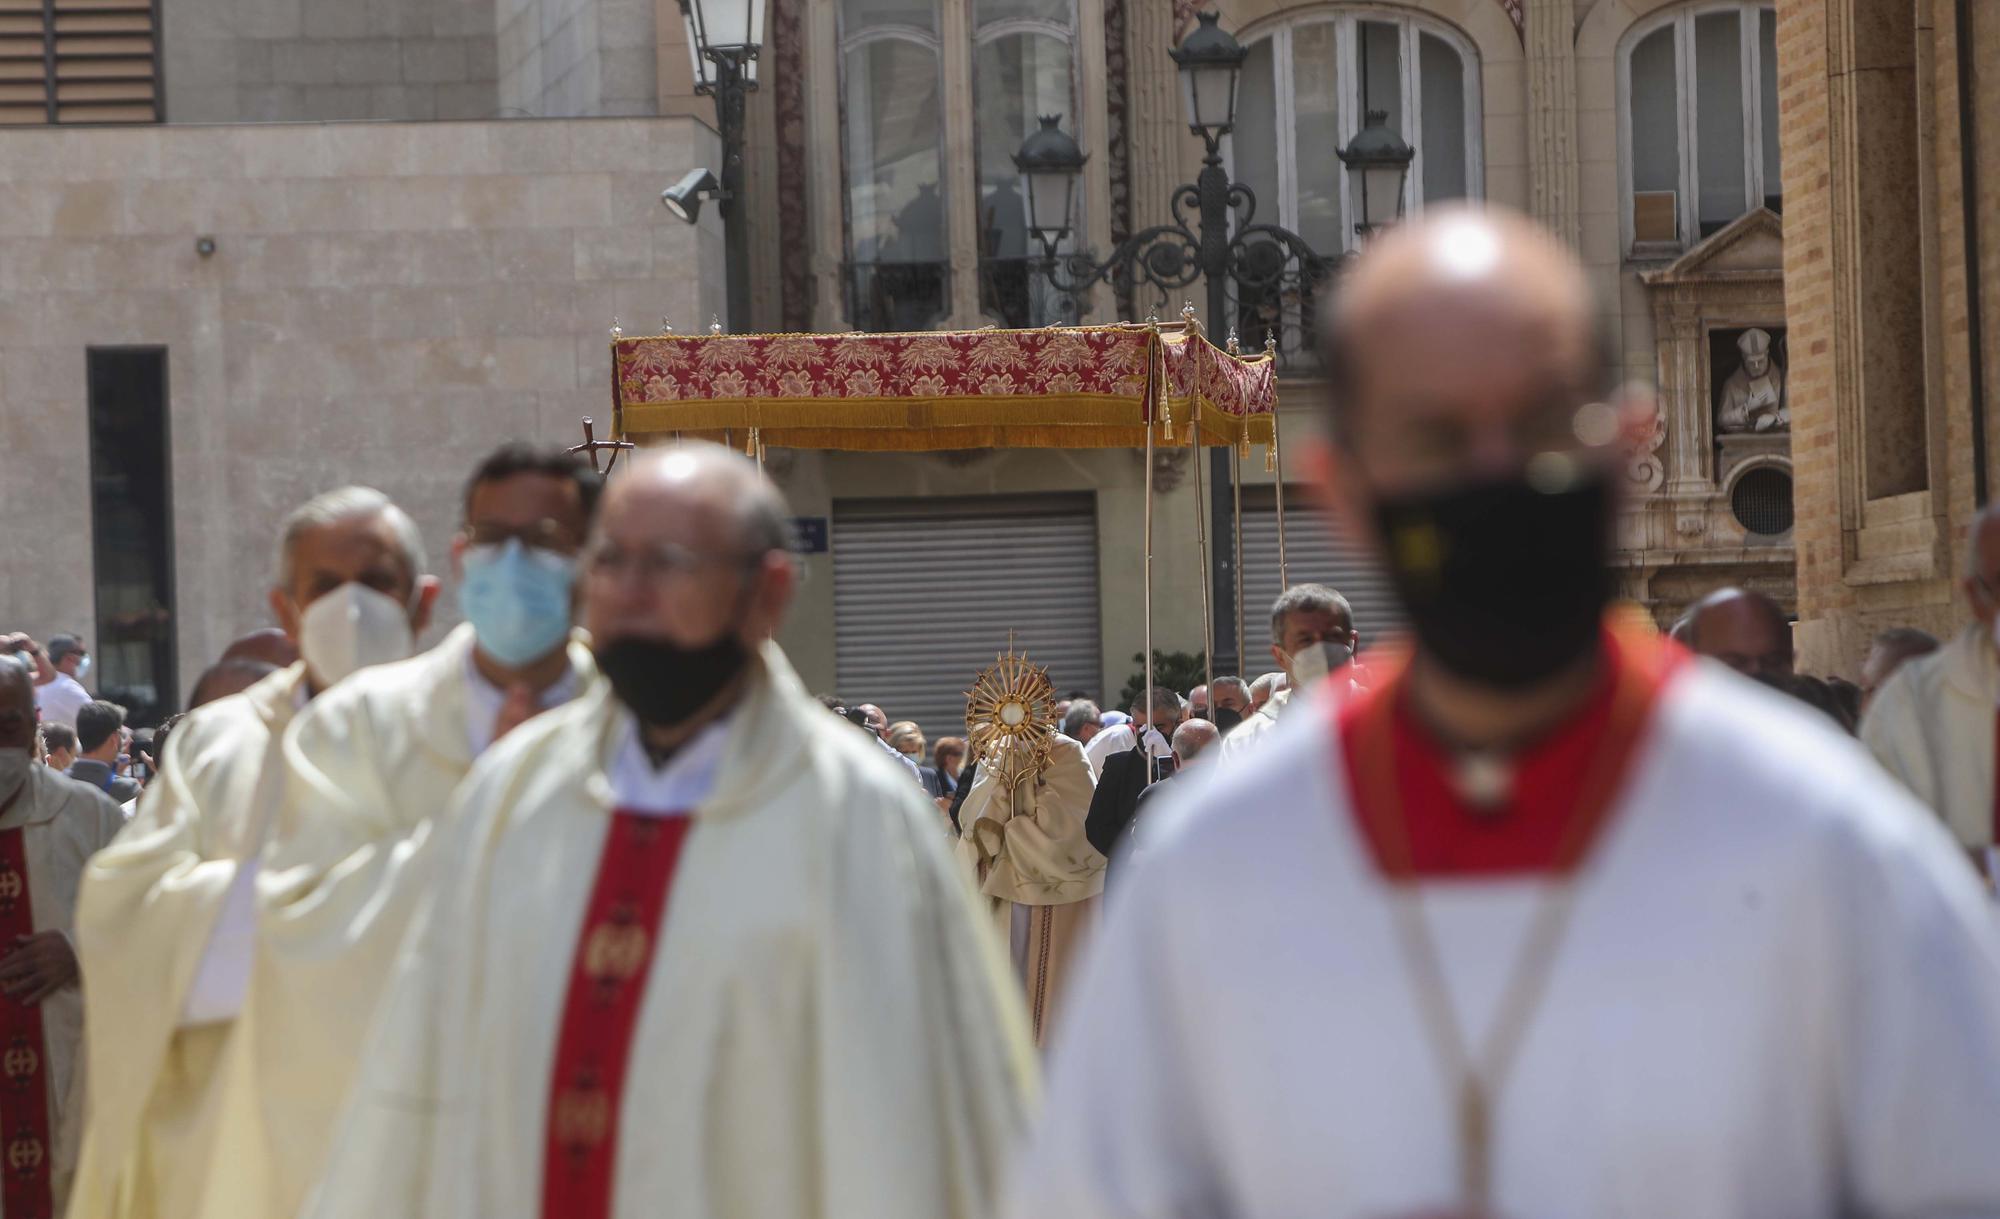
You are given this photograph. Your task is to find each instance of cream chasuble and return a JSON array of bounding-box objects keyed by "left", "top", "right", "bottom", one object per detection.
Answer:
[
  {"left": 956, "top": 735, "right": 1105, "bottom": 1046},
  {"left": 70, "top": 661, "right": 309, "bottom": 1219},
  {"left": 1861, "top": 626, "right": 2000, "bottom": 852},
  {"left": 195, "top": 624, "right": 595, "bottom": 1219},
  {"left": 305, "top": 643, "right": 1036, "bottom": 1219},
  {"left": 1008, "top": 649, "right": 2000, "bottom": 1219},
  {"left": 0, "top": 764, "right": 124, "bottom": 1218}
]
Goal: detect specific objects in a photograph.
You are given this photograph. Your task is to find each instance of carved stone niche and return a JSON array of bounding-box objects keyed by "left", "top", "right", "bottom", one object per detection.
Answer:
[
  {"left": 1633, "top": 209, "right": 1795, "bottom": 617},
  {"left": 1640, "top": 208, "right": 1792, "bottom": 516}
]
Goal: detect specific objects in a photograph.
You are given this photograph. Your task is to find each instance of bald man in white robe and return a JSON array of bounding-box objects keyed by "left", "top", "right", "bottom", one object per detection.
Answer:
[
  {"left": 307, "top": 444, "right": 1034, "bottom": 1219},
  {"left": 1010, "top": 208, "right": 2000, "bottom": 1219}
]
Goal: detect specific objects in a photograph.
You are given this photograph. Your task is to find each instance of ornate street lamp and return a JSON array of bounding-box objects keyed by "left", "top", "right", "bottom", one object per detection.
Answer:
[
  {"left": 679, "top": 0, "right": 765, "bottom": 89},
  {"left": 1017, "top": 13, "right": 1418, "bottom": 675},
  {"left": 1169, "top": 11, "right": 1247, "bottom": 149},
  {"left": 666, "top": 0, "right": 766, "bottom": 331},
  {"left": 1336, "top": 109, "right": 1416, "bottom": 237},
  {"left": 1014, "top": 114, "right": 1088, "bottom": 246}
]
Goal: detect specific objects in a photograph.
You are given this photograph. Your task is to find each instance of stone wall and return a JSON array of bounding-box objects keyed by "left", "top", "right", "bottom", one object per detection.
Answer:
[
  {"left": 0, "top": 118, "right": 725, "bottom": 704},
  {"left": 163, "top": 0, "right": 500, "bottom": 121},
  {"left": 497, "top": 0, "right": 659, "bottom": 117}
]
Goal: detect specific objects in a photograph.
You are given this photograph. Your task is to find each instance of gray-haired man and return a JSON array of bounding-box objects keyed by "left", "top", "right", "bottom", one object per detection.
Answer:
[
  {"left": 73, "top": 482, "right": 438, "bottom": 1219},
  {"left": 1223, "top": 583, "right": 1359, "bottom": 757}
]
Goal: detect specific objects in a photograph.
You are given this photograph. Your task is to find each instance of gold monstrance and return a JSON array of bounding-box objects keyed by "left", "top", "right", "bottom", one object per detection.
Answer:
[{"left": 964, "top": 645, "right": 1058, "bottom": 792}]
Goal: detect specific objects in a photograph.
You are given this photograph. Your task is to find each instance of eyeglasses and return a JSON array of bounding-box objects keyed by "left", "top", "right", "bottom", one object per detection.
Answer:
[
  {"left": 581, "top": 540, "right": 765, "bottom": 586},
  {"left": 461, "top": 519, "right": 584, "bottom": 554}
]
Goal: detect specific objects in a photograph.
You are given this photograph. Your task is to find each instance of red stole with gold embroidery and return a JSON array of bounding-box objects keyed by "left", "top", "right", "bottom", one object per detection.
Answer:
[
  {"left": 541, "top": 811, "right": 693, "bottom": 1219},
  {"left": 0, "top": 828, "right": 52, "bottom": 1218}
]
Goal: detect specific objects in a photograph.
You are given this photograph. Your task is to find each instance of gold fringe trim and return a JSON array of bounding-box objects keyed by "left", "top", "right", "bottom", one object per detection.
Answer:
[{"left": 625, "top": 425, "right": 1278, "bottom": 452}]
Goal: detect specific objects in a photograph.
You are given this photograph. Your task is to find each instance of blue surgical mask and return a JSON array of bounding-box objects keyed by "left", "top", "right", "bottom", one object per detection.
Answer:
[{"left": 459, "top": 539, "right": 577, "bottom": 667}]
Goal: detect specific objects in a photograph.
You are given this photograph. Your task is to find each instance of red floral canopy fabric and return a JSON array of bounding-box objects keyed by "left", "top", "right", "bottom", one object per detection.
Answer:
[{"left": 611, "top": 323, "right": 1278, "bottom": 452}]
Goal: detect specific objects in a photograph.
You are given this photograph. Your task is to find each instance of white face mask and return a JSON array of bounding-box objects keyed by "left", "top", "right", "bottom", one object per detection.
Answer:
[
  {"left": 1287, "top": 640, "right": 1354, "bottom": 690},
  {"left": 74, "top": 655, "right": 91, "bottom": 681},
  {"left": 298, "top": 582, "right": 415, "bottom": 688}
]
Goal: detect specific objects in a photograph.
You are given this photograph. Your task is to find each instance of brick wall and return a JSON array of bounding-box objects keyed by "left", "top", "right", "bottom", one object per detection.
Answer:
[
  {"left": 1779, "top": 0, "right": 1996, "bottom": 671},
  {"left": 1774, "top": 0, "right": 1842, "bottom": 639}
]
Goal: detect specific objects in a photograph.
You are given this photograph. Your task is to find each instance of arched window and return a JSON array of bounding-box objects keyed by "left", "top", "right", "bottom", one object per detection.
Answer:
[
  {"left": 972, "top": 0, "right": 1079, "bottom": 326},
  {"left": 1232, "top": 9, "right": 1481, "bottom": 257},
  {"left": 1620, "top": 1, "right": 1780, "bottom": 252},
  {"left": 840, "top": 0, "right": 948, "bottom": 330}
]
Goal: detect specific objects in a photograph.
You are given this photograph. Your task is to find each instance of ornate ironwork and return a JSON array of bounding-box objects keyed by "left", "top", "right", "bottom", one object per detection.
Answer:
[{"left": 1028, "top": 155, "right": 1343, "bottom": 373}]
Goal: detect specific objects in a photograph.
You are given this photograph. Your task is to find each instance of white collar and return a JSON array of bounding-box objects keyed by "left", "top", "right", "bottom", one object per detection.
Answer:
[
  {"left": 464, "top": 647, "right": 583, "bottom": 757},
  {"left": 608, "top": 713, "right": 735, "bottom": 815}
]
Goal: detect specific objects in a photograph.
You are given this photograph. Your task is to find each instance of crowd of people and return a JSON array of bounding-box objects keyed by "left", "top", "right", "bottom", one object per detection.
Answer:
[{"left": 0, "top": 204, "right": 1991, "bottom": 1219}]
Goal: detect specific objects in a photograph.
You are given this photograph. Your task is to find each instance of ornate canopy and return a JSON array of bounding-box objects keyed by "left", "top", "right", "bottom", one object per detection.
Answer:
[{"left": 610, "top": 321, "right": 1278, "bottom": 452}]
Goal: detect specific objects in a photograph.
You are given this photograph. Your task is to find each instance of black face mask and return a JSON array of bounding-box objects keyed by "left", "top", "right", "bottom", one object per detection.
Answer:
[
  {"left": 1372, "top": 466, "right": 1613, "bottom": 691},
  {"left": 1213, "top": 706, "right": 1244, "bottom": 732},
  {"left": 596, "top": 635, "right": 750, "bottom": 727}
]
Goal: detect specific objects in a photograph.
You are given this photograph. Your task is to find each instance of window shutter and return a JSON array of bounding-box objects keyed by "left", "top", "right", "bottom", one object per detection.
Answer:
[
  {"left": 0, "top": 0, "right": 159, "bottom": 126},
  {"left": 1238, "top": 486, "right": 1404, "bottom": 658},
  {"left": 832, "top": 493, "right": 1103, "bottom": 745}
]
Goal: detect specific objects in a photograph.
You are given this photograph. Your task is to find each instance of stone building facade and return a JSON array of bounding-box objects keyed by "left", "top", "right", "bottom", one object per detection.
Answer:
[
  {"left": 1776, "top": 0, "right": 1997, "bottom": 675},
  {"left": 0, "top": 114, "right": 723, "bottom": 720},
  {"left": 11, "top": 0, "right": 1958, "bottom": 721},
  {"left": 703, "top": 0, "right": 1812, "bottom": 708}
]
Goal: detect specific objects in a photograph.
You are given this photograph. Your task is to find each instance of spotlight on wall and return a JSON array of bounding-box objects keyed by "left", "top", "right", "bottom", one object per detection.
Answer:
[
  {"left": 194, "top": 235, "right": 217, "bottom": 258},
  {"left": 660, "top": 168, "right": 722, "bottom": 225}
]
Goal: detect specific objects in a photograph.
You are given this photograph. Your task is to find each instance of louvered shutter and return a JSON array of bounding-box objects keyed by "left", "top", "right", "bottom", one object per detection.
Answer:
[
  {"left": 832, "top": 494, "right": 1102, "bottom": 745},
  {"left": 1238, "top": 486, "right": 1404, "bottom": 656},
  {"left": 0, "top": 0, "right": 160, "bottom": 126}
]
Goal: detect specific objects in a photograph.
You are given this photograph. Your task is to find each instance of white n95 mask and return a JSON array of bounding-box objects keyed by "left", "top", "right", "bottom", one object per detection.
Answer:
[
  {"left": 299, "top": 582, "right": 415, "bottom": 687},
  {"left": 1288, "top": 640, "right": 1353, "bottom": 690}
]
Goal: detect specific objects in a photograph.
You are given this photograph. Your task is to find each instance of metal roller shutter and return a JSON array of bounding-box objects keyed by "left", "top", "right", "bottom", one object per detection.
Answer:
[
  {"left": 1239, "top": 487, "right": 1405, "bottom": 658},
  {"left": 833, "top": 494, "right": 1102, "bottom": 745}
]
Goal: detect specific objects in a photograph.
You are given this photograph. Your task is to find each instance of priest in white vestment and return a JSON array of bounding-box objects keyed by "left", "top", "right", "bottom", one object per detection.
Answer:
[
  {"left": 71, "top": 486, "right": 440, "bottom": 1219},
  {"left": 957, "top": 732, "right": 1105, "bottom": 1045},
  {"left": 185, "top": 445, "right": 602, "bottom": 1219},
  {"left": 307, "top": 443, "right": 1035, "bottom": 1219},
  {"left": 1009, "top": 208, "right": 2000, "bottom": 1219},
  {"left": 1220, "top": 582, "right": 1360, "bottom": 757},
  {"left": 0, "top": 656, "right": 125, "bottom": 1218},
  {"left": 1862, "top": 503, "right": 2000, "bottom": 880}
]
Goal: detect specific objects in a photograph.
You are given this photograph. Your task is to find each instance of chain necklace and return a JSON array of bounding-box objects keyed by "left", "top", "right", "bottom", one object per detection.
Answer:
[{"left": 1349, "top": 652, "right": 1655, "bottom": 1214}]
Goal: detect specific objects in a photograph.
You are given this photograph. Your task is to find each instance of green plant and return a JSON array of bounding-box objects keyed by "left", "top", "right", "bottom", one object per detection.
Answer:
[{"left": 1116, "top": 649, "right": 1207, "bottom": 713}]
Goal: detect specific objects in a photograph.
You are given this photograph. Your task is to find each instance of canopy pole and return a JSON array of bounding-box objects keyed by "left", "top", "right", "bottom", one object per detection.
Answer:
[
  {"left": 1269, "top": 337, "right": 1289, "bottom": 588},
  {"left": 1143, "top": 367, "right": 1156, "bottom": 763},
  {"left": 1191, "top": 401, "right": 1213, "bottom": 700},
  {"left": 1232, "top": 443, "right": 1245, "bottom": 676}
]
